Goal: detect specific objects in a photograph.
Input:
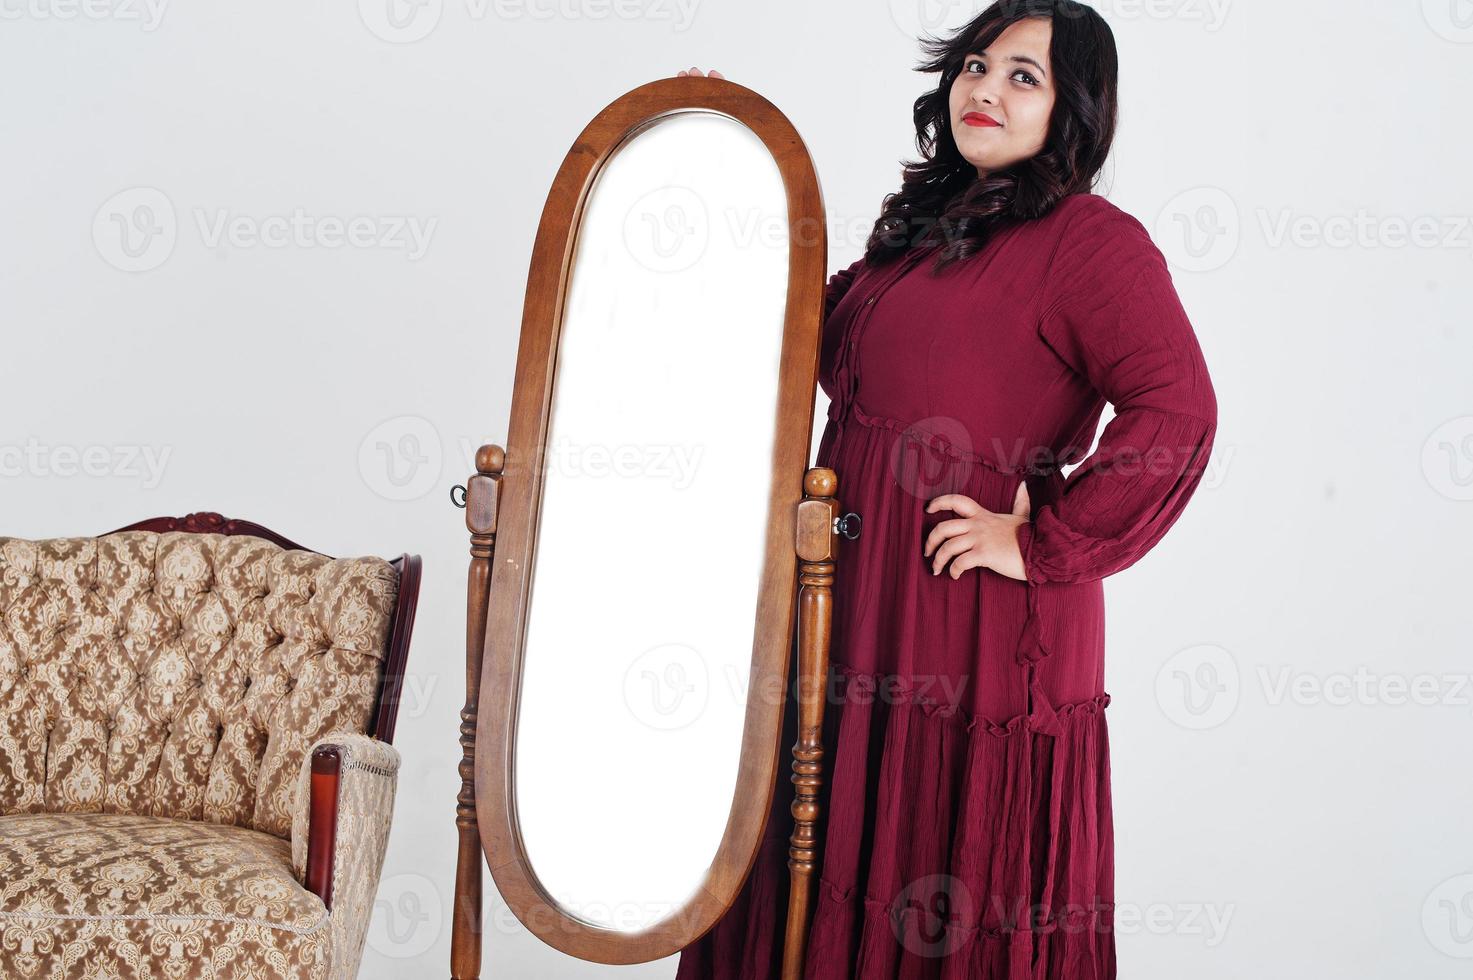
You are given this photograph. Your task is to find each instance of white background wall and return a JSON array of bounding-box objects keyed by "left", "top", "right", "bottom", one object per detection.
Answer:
[{"left": 3, "top": 0, "right": 1471, "bottom": 976}]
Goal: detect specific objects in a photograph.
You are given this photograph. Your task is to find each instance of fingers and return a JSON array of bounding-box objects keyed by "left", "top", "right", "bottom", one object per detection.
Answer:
[
  {"left": 925, "top": 495, "right": 1010, "bottom": 576},
  {"left": 947, "top": 550, "right": 985, "bottom": 580},
  {"left": 926, "top": 493, "right": 981, "bottom": 518},
  {"left": 929, "top": 533, "right": 975, "bottom": 576},
  {"left": 923, "top": 494, "right": 981, "bottom": 559},
  {"left": 677, "top": 67, "right": 722, "bottom": 77},
  {"left": 922, "top": 522, "right": 946, "bottom": 559},
  {"left": 1011, "top": 481, "right": 1031, "bottom": 518},
  {"left": 921, "top": 516, "right": 967, "bottom": 557}
]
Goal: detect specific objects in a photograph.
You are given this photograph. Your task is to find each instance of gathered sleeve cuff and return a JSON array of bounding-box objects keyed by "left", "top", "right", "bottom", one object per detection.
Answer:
[{"left": 1020, "top": 200, "right": 1218, "bottom": 587}]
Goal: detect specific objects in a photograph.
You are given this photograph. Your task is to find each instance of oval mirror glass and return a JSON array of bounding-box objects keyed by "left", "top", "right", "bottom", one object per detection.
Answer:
[{"left": 513, "top": 109, "right": 790, "bottom": 933}]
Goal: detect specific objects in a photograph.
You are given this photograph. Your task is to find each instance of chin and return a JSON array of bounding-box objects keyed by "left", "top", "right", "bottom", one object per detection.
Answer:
[{"left": 959, "top": 150, "right": 996, "bottom": 171}]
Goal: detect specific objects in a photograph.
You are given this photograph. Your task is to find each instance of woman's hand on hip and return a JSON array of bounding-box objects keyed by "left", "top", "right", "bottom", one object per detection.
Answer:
[{"left": 923, "top": 483, "right": 1032, "bottom": 581}]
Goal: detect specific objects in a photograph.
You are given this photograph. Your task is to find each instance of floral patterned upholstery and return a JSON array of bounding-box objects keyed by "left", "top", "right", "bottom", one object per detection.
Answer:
[
  {"left": 0, "top": 812, "right": 331, "bottom": 978},
  {"left": 0, "top": 530, "right": 405, "bottom": 979},
  {"left": 291, "top": 732, "right": 401, "bottom": 976}
]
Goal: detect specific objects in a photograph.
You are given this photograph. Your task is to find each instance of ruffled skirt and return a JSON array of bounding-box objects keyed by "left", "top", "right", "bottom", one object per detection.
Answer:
[{"left": 675, "top": 661, "right": 1115, "bottom": 980}]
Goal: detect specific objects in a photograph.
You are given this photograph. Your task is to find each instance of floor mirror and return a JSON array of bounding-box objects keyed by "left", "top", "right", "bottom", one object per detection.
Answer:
[{"left": 449, "top": 75, "right": 842, "bottom": 979}]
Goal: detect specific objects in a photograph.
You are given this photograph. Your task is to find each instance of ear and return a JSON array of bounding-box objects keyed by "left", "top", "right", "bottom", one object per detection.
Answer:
[{"left": 1011, "top": 481, "right": 1032, "bottom": 519}]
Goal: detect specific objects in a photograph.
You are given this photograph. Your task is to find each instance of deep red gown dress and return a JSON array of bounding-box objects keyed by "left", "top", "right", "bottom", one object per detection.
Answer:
[{"left": 676, "top": 192, "right": 1218, "bottom": 979}]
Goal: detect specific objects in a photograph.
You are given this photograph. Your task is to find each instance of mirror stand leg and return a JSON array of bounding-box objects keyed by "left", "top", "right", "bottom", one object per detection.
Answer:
[
  {"left": 782, "top": 467, "right": 839, "bottom": 980},
  {"left": 452, "top": 446, "right": 504, "bottom": 980}
]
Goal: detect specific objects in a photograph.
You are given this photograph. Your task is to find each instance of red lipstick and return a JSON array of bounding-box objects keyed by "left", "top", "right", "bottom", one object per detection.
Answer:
[{"left": 962, "top": 111, "right": 1001, "bottom": 128}]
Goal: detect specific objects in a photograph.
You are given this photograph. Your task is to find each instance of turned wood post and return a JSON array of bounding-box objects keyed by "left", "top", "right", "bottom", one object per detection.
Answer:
[
  {"left": 782, "top": 466, "right": 840, "bottom": 980},
  {"left": 451, "top": 445, "right": 503, "bottom": 980}
]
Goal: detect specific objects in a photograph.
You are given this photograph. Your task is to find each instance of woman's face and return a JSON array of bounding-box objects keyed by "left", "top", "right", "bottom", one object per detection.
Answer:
[{"left": 948, "top": 17, "right": 1056, "bottom": 179}]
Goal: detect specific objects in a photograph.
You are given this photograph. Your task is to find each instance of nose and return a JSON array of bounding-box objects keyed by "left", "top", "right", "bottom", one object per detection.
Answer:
[{"left": 969, "top": 69, "right": 1005, "bottom": 106}]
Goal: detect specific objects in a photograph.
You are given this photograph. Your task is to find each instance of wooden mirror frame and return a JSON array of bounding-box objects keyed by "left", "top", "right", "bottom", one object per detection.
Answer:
[{"left": 452, "top": 75, "right": 829, "bottom": 973}]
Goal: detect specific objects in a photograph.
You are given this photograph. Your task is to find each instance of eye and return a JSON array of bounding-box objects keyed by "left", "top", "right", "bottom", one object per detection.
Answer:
[{"left": 963, "top": 58, "right": 1041, "bottom": 86}]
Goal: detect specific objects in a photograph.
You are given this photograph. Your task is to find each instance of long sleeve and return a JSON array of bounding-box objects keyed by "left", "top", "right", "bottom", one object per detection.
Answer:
[
  {"left": 1016, "top": 202, "right": 1217, "bottom": 586},
  {"left": 818, "top": 255, "right": 868, "bottom": 407},
  {"left": 825, "top": 256, "right": 865, "bottom": 320}
]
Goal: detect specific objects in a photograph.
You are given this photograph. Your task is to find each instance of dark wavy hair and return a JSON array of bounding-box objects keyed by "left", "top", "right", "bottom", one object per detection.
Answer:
[{"left": 866, "top": 0, "right": 1119, "bottom": 272}]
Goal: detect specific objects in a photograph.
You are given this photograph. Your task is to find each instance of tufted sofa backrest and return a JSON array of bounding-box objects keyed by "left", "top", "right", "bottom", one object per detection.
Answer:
[{"left": 0, "top": 531, "right": 399, "bottom": 840}]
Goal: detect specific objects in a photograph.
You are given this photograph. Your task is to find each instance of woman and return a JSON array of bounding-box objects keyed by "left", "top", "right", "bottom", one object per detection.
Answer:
[{"left": 677, "top": 1, "right": 1216, "bottom": 976}]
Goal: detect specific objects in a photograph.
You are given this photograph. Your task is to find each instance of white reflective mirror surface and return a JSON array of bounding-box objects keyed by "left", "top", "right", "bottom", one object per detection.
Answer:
[{"left": 514, "top": 110, "right": 790, "bottom": 933}]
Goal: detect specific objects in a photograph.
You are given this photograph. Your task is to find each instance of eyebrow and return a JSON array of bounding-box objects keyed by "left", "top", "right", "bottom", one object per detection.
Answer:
[{"left": 966, "top": 51, "right": 1047, "bottom": 80}]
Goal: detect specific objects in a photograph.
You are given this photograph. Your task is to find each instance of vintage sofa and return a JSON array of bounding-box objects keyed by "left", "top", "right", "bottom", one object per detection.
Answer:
[{"left": 0, "top": 513, "right": 422, "bottom": 979}]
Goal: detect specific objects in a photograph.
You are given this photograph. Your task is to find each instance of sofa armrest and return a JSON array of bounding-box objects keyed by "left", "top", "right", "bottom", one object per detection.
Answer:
[{"left": 292, "top": 731, "right": 401, "bottom": 978}]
